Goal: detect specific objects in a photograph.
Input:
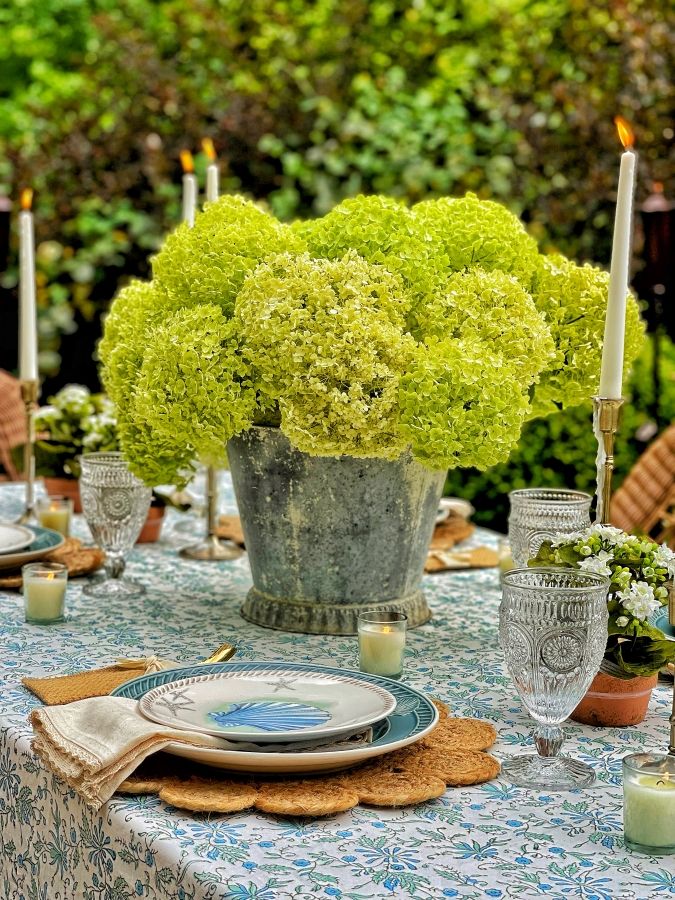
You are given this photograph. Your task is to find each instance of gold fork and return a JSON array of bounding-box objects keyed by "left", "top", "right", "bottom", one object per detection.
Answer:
[{"left": 203, "top": 641, "right": 237, "bottom": 664}]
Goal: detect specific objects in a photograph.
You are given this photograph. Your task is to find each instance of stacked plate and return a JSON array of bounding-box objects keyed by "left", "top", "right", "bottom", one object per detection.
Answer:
[
  {"left": 112, "top": 662, "right": 439, "bottom": 774},
  {"left": 0, "top": 523, "right": 65, "bottom": 571}
]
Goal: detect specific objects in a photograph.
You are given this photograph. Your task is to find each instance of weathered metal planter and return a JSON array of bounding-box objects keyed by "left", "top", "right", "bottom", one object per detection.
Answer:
[{"left": 227, "top": 427, "right": 446, "bottom": 635}]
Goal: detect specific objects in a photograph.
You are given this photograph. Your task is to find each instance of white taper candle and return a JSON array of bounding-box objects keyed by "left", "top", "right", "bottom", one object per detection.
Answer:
[
  {"left": 18, "top": 190, "right": 38, "bottom": 381},
  {"left": 598, "top": 119, "right": 637, "bottom": 399}
]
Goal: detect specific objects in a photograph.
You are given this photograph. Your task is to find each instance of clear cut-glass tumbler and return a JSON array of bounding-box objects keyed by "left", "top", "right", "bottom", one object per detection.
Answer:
[
  {"left": 499, "top": 567, "right": 609, "bottom": 790},
  {"left": 79, "top": 452, "right": 152, "bottom": 598},
  {"left": 508, "top": 488, "right": 592, "bottom": 567}
]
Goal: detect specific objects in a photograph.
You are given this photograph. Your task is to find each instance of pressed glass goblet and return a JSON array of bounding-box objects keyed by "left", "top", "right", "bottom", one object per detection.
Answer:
[
  {"left": 79, "top": 452, "right": 152, "bottom": 598},
  {"left": 508, "top": 488, "right": 592, "bottom": 567},
  {"left": 499, "top": 567, "right": 609, "bottom": 790}
]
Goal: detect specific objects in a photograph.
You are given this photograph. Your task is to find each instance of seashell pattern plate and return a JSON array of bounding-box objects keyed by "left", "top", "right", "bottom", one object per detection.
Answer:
[
  {"left": 113, "top": 662, "right": 438, "bottom": 774},
  {"left": 137, "top": 665, "right": 397, "bottom": 742}
]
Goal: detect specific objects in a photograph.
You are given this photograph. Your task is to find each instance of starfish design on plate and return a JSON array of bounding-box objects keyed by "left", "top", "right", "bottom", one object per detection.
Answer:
[
  {"left": 263, "top": 675, "right": 297, "bottom": 693},
  {"left": 155, "top": 687, "right": 195, "bottom": 716}
]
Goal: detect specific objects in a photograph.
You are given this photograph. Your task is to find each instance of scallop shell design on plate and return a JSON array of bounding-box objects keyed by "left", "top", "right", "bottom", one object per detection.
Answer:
[{"left": 207, "top": 701, "right": 331, "bottom": 733}]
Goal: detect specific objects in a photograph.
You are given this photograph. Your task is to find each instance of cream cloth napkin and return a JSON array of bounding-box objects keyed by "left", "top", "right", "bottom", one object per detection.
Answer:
[{"left": 30, "top": 696, "right": 373, "bottom": 810}]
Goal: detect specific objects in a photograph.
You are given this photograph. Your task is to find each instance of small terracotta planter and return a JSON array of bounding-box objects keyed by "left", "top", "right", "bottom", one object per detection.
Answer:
[
  {"left": 44, "top": 477, "right": 82, "bottom": 513},
  {"left": 136, "top": 504, "right": 166, "bottom": 544},
  {"left": 571, "top": 671, "right": 658, "bottom": 727}
]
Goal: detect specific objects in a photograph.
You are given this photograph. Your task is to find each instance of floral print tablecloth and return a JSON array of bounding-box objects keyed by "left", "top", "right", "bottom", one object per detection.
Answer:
[{"left": 0, "top": 477, "right": 673, "bottom": 900}]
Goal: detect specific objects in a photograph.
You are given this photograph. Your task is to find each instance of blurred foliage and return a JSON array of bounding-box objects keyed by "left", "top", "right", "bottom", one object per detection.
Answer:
[
  {"left": 0, "top": 0, "right": 672, "bottom": 375},
  {"left": 445, "top": 333, "right": 675, "bottom": 530}
]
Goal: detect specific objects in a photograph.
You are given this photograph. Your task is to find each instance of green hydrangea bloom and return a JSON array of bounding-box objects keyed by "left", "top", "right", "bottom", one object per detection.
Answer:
[
  {"left": 99, "top": 279, "right": 166, "bottom": 407},
  {"left": 298, "top": 195, "right": 441, "bottom": 335},
  {"left": 399, "top": 337, "right": 531, "bottom": 470},
  {"left": 236, "top": 251, "right": 415, "bottom": 458},
  {"left": 415, "top": 268, "right": 555, "bottom": 385},
  {"left": 120, "top": 305, "right": 256, "bottom": 485},
  {"left": 152, "top": 195, "right": 305, "bottom": 317},
  {"left": 529, "top": 254, "right": 644, "bottom": 416},
  {"left": 411, "top": 193, "right": 540, "bottom": 283}
]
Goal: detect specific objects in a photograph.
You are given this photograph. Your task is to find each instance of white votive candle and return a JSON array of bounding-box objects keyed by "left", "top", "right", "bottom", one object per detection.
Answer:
[
  {"left": 623, "top": 753, "right": 675, "bottom": 855},
  {"left": 358, "top": 612, "right": 407, "bottom": 679},
  {"left": 22, "top": 562, "right": 67, "bottom": 624},
  {"left": 36, "top": 497, "right": 72, "bottom": 536}
]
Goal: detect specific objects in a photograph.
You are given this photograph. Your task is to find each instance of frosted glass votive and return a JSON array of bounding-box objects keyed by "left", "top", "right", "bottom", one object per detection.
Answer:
[
  {"left": 623, "top": 753, "right": 675, "bottom": 855},
  {"left": 36, "top": 496, "right": 73, "bottom": 537},
  {"left": 23, "top": 562, "right": 68, "bottom": 625},
  {"left": 358, "top": 611, "right": 407, "bottom": 680}
]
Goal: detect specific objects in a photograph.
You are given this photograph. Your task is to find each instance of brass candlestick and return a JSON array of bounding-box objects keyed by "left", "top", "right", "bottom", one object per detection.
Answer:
[
  {"left": 593, "top": 396, "right": 624, "bottom": 525},
  {"left": 179, "top": 466, "right": 243, "bottom": 561},
  {"left": 17, "top": 378, "right": 39, "bottom": 524}
]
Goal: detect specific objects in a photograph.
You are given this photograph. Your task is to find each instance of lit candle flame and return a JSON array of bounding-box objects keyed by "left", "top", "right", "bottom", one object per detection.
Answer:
[
  {"left": 20, "top": 188, "right": 33, "bottom": 211},
  {"left": 201, "top": 137, "right": 216, "bottom": 161},
  {"left": 614, "top": 116, "right": 635, "bottom": 150},
  {"left": 179, "top": 149, "right": 195, "bottom": 174}
]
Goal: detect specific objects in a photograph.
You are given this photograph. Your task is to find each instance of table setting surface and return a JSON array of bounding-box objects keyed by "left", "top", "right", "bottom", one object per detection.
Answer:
[{"left": 0, "top": 476, "right": 673, "bottom": 900}]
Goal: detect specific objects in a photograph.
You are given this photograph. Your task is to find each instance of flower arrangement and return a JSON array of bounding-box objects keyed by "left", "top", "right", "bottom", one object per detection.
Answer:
[
  {"left": 533, "top": 525, "right": 675, "bottom": 677},
  {"left": 100, "top": 193, "right": 644, "bottom": 486},
  {"left": 34, "top": 385, "right": 118, "bottom": 478}
]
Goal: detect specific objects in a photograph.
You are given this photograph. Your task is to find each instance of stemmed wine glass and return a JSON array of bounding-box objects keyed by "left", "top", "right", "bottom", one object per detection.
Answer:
[
  {"left": 79, "top": 452, "right": 152, "bottom": 597},
  {"left": 499, "top": 567, "right": 609, "bottom": 790}
]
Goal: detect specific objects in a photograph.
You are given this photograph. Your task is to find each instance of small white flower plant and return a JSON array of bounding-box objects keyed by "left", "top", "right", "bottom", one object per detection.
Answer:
[{"left": 532, "top": 525, "right": 675, "bottom": 677}]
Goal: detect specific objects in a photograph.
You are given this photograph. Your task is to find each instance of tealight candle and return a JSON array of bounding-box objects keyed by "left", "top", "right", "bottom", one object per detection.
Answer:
[
  {"left": 22, "top": 562, "right": 68, "bottom": 625},
  {"left": 358, "top": 611, "right": 407, "bottom": 679},
  {"left": 623, "top": 753, "right": 675, "bottom": 855},
  {"left": 36, "top": 496, "right": 73, "bottom": 536}
]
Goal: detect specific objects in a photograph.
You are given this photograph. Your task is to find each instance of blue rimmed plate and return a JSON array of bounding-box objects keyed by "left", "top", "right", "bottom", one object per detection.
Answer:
[
  {"left": 137, "top": 666, "right": 397, "bottom": 742},
  {"left": 0, "top": 526, "right": 65, "bottom": 571},
  {"left": 112, "top": 662, "right": 438, "bottom": 774}
]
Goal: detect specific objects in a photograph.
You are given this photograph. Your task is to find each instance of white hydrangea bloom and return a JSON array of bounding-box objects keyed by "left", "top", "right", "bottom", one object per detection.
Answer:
[
  {"left": 615, "top": 615, "right": 629, "bottom": 627},
  {"left": 578, "top": 549, "right": 613, "bottom": 577},
  {"left": 653, "top": 544, "right": 675, "bottom": 580},
  {"left": 618, "top": 581, "right": 660, "bottom": 621}
]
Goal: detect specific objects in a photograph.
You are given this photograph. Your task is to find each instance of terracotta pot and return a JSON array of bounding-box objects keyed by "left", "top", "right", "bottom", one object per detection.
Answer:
[
  {"left": 571, "top": 671, "right": 658, "bottom": 727},
  {"left": 136, "top": 504, "right": 165, "bottom": 544},
  {"left": 44, "top": 477, "right": 82, "bottom": 513}
]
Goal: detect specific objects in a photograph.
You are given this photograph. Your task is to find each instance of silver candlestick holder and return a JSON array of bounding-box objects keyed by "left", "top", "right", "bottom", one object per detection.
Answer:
[
  {"left": 16, "top": 378, "right": 39, "bottom": 525},
  {"left": 179, "top": 466, "right": 243, "bottom": 561}
]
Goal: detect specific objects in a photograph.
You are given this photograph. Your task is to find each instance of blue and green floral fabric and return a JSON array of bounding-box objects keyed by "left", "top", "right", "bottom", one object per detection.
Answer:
[{"left": 0, "top": 478, "right": 673, "bottom": 899}]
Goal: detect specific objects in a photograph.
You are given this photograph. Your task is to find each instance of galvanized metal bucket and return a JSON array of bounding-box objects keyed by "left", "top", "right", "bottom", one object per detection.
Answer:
[{"left": 228, "top": 427, "right": 445, "bottom": 634}]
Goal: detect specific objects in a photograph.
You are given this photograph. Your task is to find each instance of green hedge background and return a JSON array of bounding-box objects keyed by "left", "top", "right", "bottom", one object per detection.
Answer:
[{"left": 1, "top": 0, "right": 673, "bottom": 522}]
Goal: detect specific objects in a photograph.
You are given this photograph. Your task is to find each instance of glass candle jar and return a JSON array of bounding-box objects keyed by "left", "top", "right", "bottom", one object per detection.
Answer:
[
  {"left": 358, "top": 611, "right": 407, "bottom": 679},
  {"left": 36, "top": 496, "right": 73, "bottom": 537},
  {"left": 22, "top": 562, "right": 68, "bottom": 625},
  {"left": 623, "top": 753, "right": 675, "bottom": 855}
]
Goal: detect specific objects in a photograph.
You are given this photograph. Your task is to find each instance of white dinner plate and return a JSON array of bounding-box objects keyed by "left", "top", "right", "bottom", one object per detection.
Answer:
[
  {"left": 113, "top": 662, "right": 438, "bottom": 774},
  {"left": 0, "top": 523, "right": 35, "bottom": 555},
  {"left": 138, "top": 666, "right": 397, "bottom": 741},
  {"left": 0, "top": 526, "right": 65, "bottom": 571}
]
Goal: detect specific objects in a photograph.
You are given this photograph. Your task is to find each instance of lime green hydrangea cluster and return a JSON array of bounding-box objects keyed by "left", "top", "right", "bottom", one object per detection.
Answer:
[
  {"left": 236, "top": 251, "right": 415, "bottom": 459},
  {"left": 152, "top": 195, "right": 305, "bottom": 317},
  {"left": 529, "top": 255, "right": 644, "bottom": 417},
  {"left": 99, "top": 192, "right": 645, "bottom": 485}
]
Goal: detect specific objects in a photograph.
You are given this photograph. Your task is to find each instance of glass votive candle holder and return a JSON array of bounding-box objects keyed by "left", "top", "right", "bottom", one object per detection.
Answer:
[
  {"left": 36, "top": 495, "right": 73, "bottom": 537},
  {"left": 623, "top": 753, "right": 675, "bottom": 855},
  {"left": 497, "top": 537, "right": 514, "bottom": 574},
  {"left": 22, "top": 562, "right": 68, "bottom": 625},
  {"left": 358, "top": 611, "right": 407, "bottom": 679}
]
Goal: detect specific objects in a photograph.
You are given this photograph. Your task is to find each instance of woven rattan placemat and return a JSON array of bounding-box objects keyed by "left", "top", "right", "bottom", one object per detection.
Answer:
[{"left": 117, "top": 702, "right": 501, "bottom": 815}]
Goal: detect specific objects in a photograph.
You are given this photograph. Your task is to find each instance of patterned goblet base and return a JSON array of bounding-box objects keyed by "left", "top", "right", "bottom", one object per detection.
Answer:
[
  {"left": 82, "top": 577, "right": 146, "bottom": 598},
  {"left": 502, "top": 754, "right": 596, "bottom": 791}
]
